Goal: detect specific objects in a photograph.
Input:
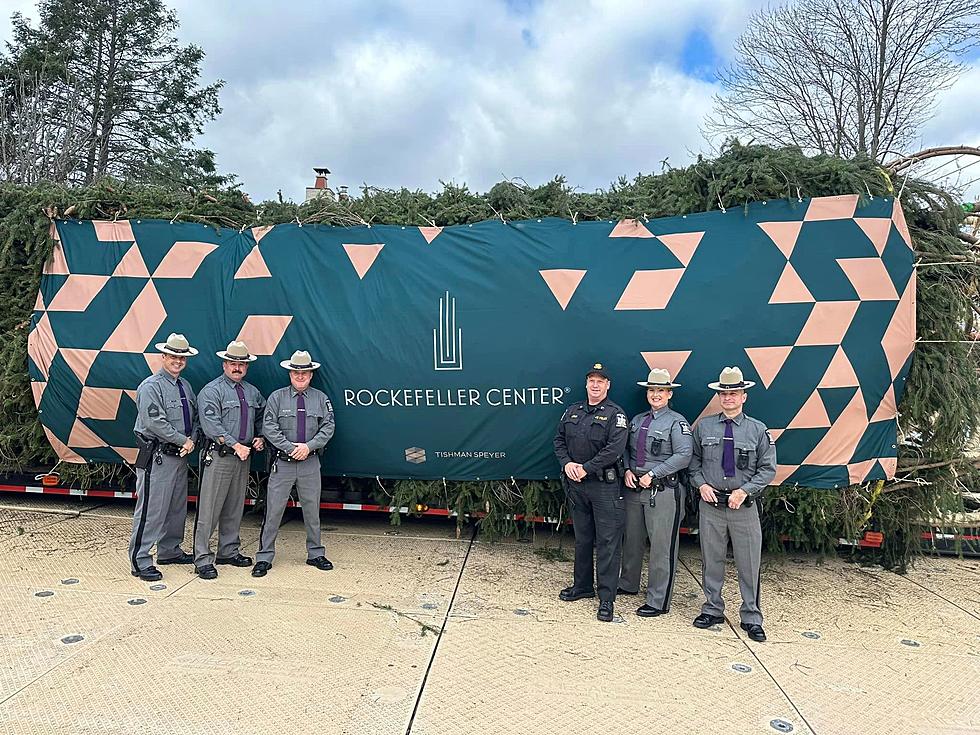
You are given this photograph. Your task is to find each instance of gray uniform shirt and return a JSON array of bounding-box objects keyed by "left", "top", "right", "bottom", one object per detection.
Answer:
[
  {"left": 263, "top": 386, "right": 335, "bottom": 453},
  {"left": 689, "top": 412, "right": 777, "bottom": 499},
  {"left": 198, "top": 375, "right": 266, "bottom": 446},
  {"left": 625, "top": 407, "right": 693, "bottom": 479},
  {"left": 134, "top": 370, "right": 198, "bottom": 446}
]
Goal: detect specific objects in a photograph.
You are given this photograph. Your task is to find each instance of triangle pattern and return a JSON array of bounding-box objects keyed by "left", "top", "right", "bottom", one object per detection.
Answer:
[
  {"left": 234, "top": 245, "right": 272, "bottom": 279},
  {"left": 103, "top": 281, "right": 167, "bottom": 353},
  {"left": 796, "top": 302, "right": 860, "bottom": 346},
  {"left": 112, "top": 244, "right": 150, "bottom": 277},
  {"left": 892, "top": 199, "right": 912, "bottom": 248},
  {"left": 539, "top": 269, "right": 587, "bottom": 310},
  {"left": 773, "top": 465, "right": 799, "bottom": 485},
  {"left": 342, "top": 244, "right": 384, "bottom": 279},
  {"left": 847, "top": 459, "right": 878, "bottom": 485},
  {"left": 758, "top": 221, "right": 803, "bottom": 259},
  {"left": 881, "top": 272, "right": 915, "bottom": 379},
  {"left": 45, "top": 274, "right": 109, "bottom": 312},
  {"left": 78, "top": 387, "right": 123, "bottom": 421},
  {"left": 854, "top": 218, "right": 892, "bottom": 256},
  {"left": 609, "top": 219, "right": 655, "bottom": 238},
  {"left": 769, "top": 262, "right": 814, "bottom": 304},
  {"left": 804, "top": 194, "right": 859, "bottom": 221},
  {"left": 68, "top": 418, "right": 107, "bottom": 449},
  {"left": 252, "top": 225, "right": 274, "bottom": 244},
  {"left": 693, "top": 393, "right": 723, "bottom": 426},
  {"left": 113, "top": 446, "right": 140, "bottom": 464},
  {"left": 818, "top": 386, "right": 859, "bottom": 423},
  {"left": 31, "top": 380, "right": 46, "bottom": 408},
  {"left": 419, "top": 226, "right": 443, "bottom": 244},
  {"left": 43, "top": 426, "right": 84, "bottom": 463},
  {"left": 657, "top": 232, "right": 704, "bottom": 267},
  {"left": 639, "top": 350, "right": 693, "bottom": 380},
  {"left": 787, "top": 389, "right": 832, "bottom": 429},
  {"left": 744, "top": 346, "right": 793, "bottom": 388},
  {"left": 34, "top": 290, "right": 45, "bottom": 312},
  {"left": 43, "top": 242, "right": 70, "bottom": 275},
  {"left": 804, "top": 389, "right": 868, "bottom": 465},
  {"left": 818, "top": 346, "right": 859, "bottom": 388},
  {"left": 871, "top": 385, "right": 898, "bottom": 422},
  {"left": 836, "top": 258, "right": 899, "bottom": 301},
  {"left": 878, "top": 456, "right": 897, "bottom": 477},
  {"left": 614, "top": 269, "right": 685, "bottom": 310},
  {"left": 61, "top": 348, "right": 100, "bottom": 384}
]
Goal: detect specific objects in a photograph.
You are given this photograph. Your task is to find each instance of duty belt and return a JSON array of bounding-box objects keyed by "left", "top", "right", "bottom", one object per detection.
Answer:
[
  {"left": 276, "top": 448, "right": 319, "bottom": 462},
  {"left": 158, "top": 443, "right": 183, "bottom": 457},
  {"left": 706, "top": 491, "right": 754, "bottom": 508}
]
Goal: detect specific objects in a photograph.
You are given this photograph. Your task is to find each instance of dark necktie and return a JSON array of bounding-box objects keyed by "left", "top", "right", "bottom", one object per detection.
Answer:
[
  {"left": 722, "top": 418, "right": 736, "bottom": 478},
  {"left": 176, "top": 379, "right": 191, "bottom": 435},
  {"left": 296, "top": 393, "right": 306, "bottom": 443},
  {"left": 235, "top": 383, "right": 248, "bottom": 442},
  {"left": 634, "top": 413, "right": 654, "bottom": 465}
]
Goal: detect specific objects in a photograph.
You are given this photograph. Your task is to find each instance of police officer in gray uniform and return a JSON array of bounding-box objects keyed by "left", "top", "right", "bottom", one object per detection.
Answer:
[
  {"left": 252, "top": 350, "right": 335, "bottom": 577},
  {"left": 194, "top": 340, "right": 267, "bottom": 579},
  {"left": 690, "top": 366, "right": 776, "bottom": 642},
  {"left": 554, "top": 362, "right": 629, "bottom": 623},
  {"left": 128, "top": 333, "right": 199, "bottom": 582},
  {"left": 619, "top": 368, "right": 693, "bottom": 617}
]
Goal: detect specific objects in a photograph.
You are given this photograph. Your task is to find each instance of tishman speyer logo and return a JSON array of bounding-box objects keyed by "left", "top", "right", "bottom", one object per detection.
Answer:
[{"left": 433, "top": 290, "right": 463, "bottom": 371}]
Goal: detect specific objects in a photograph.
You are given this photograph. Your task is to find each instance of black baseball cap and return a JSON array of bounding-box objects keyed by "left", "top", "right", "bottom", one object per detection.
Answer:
[{"left": 586, "top": 362, "right": 611, "bottom": 380}]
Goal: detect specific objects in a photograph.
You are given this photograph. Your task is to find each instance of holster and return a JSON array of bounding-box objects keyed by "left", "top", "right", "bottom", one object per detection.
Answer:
[{"left": 133, "top": 432, "right": 158, "bottom": 470}]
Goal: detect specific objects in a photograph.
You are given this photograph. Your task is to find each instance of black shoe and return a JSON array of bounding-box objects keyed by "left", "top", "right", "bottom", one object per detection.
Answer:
[
  {"left": 636, "top": 604, "right": 665, "bottom": 617},
  {"left": 597, "top": 601, "right": 614, "bottom": 622},
  {"left": 157, "top": 552, "right": 193, "bottom": 565},
  {"left": 306, "top": 556, "right": 334, "bottom": 571},
  {"left": 131, "top": 566, "right": 163, "bottom": 582},
  {"left": 693, "top": 613, "right": 726, "bottom": 629},
  {"left": 216, "top": 554, "right": 253, "bottom": 567},
  {"left": 196, "top": 564, "right": 218, "bottom": 580},
  {"left": 616, "top": 587, "right": 637, "bottom": 596},
  {"left": 740, "top": 622, "right": 767, "bottom": 642},
  {"left": 251, "top": 561, "right": 271, "bottom": 577},
  {"left": 558, "top": 586, "right": 596, "bottom": 602}
]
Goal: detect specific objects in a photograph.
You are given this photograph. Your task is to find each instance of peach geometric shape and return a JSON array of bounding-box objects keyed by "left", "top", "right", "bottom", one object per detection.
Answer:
[
  {"left": 803, "top": 389, "right": 868, "bottom": 466},
  {"left": 640, "top": 350, "right": 693, "bottom": 380},
  {"left": 891, "top": 199, "right": 912, "bottom": 249},
  {"left": 124, "top": 389, "right": 138, "bottom": 402},
  {"left": 881, "top": 271, "right": 916, "bottom": 379},
  {"left": 93, "top": 220, "right": 135, "bottom": 241},
  {"left": 609, "top": 219, "right": 655, "bottom": 238},
  {"left": 787, "top": 389, "right": 832, "bottom": 429},
  {"left": 235, "top": 315, "right": 293, "bottom": 355},
  {"left": 773, "top": 464, "right": 799, "bottom": 485},
  {"left": 27, "top": 312, "right": 58, "bottom": 381},
  {"left": 152, "top": 241, "right": 219, "bottom": 278},
  {"left": 234, "top": 245, "right": 272, "bottom": 279},
  {"left": 847, "top": 459, "right": 878, "bottom": 485},
  {"left": 804, "top": 194, "right": 859, "bottom": 221},
  {"left": 61, "top": 348, "right": 100, "bottom": 384},
  {"left": 871, "top": 385, "right": 898, "bottom": 422},
  {"left": 43, "top": 426, "right": 85, "bottom": 463},
  {"left": 758, "top": 221, "right": 804, "bottom": 259},
  {"left": 836, "top": 258, "right": 900, "bottom": 301},
  {"left": 614, "top": 269, "right": 686, "bottom": 310},
  {"left": 45, "top": 274, "right": 110, "bottom": 312},
  {"left": 43, "top": 242, "right": 70, "bottom": 275},
  {"left": 769, "top": 262, "right": 814, "bottom": 304},
  {"left": 768, "top": 428, "right": 785, "bottom": 442},
  {"left": 818, "top": 347, "right": 860, "bottom": 388},
  {"left": 854, "top": 218, "right": 892, "bottom": 256},
  {"left": 113, "top": 446, "right": 140, "bottom": 464},
  {"left": 693, "top": 393, "right": 724, "bottom": 426},
  {"left": 342, "top": 243, "right": 384, "bottom": 279},
  {"left": 31, "top": 381, "right": 46, "bottom": 408},
  {"left": 879, "top": 456, "right": 897, "bottom": 478},
  {"left": 68, "top": 418, "right": 107, "bottom": 448},
  {"left": 419, "top": 226, "right": 443, "bottom": 244},
  {"left": 251, "top": 225, "right": 274, "bottom": 244},
  {"left": 112, "top": 244, "right": 150, "bottom": 277},
  {"left": 78, "top": 387, "right": 123, "bottom": 420},
  {"left": 143, "top": 353, "right": 164, "bottom": 374},
  {"left": 539, "top": 269, "right": 587, "bottom": 310},
  {"left": 744, "top": 346, "right": 793, "bottom": 388},
  {"left": 34, "top": 290, "right": 45, "bottom": 311},
  {"left": 103, "top": 281, "right": 167, "bottom": 353},
  {"left": 657, "top": 232, "right": 705, "bottom": 267},
  {"left": 795, "top": 301, "right": 860, "bottom": 346},
  {"left": 49, "top": 222, "right": 60, "bottom": 242}
]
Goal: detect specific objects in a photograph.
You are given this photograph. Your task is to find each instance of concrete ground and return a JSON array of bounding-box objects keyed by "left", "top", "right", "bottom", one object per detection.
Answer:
[{"left": 0, "top": 495, "right": 978, "bottom": 735}]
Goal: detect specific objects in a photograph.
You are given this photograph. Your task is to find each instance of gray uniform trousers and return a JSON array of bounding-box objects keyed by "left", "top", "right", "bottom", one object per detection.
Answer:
[
  {"left": 256, "top": 457, "right": 324, "bottom": 563},
  {"left": 699, "top": 500, "right": 763, "bottom": 625},
  {"left": 566, "top": 480, "right": 625, "bottom": 603},
  {"left": 193, "top": 453, "right": 249, "bottom": 566},
  {"left": 619, "top": 485, "right": 685, "bottom": 610},
  {"left": 128, "top": 454, "right": 189, "bottom": 572}
]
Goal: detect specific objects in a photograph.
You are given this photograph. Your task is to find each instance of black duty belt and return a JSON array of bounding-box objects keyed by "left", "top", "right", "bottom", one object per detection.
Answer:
[
  {"left": 159, "top": 443, "right": 183, "bottom": 457},
  {"left": 706, "top": 491, "right": 754, "bottom": 508},
  {"left": 276, "top": 448, "right": 319, "bottom": 462}
]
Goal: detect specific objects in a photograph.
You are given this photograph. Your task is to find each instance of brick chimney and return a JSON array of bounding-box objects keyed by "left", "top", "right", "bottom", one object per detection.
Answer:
[{"left": 305, "top": 167, "right": 332, "bottom": 202}]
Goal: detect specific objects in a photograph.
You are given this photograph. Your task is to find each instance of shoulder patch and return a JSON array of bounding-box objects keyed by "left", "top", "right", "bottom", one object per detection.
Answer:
[
  {"left": 615, "top": 413, "right": 627, "bottom": 429},
  {"left": 679, "top": 420, "right": 692, "bottom": 436},
  {"left": 765, "top": 429, "right": 775, "bottom": 446},
  {"left": 326, "top": 398, "right": 334, "bottom": 413},
  {"left": 147, "top": 403, "right": 160, "bottom": 418},
  {"left": 203, "top": 405, "right": 217, "bottom": 417}
]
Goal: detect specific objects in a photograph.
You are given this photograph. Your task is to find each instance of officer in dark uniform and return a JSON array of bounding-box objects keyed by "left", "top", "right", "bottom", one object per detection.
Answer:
[{"left": 554, "top": 362, "right": 629, "bottom": 622}]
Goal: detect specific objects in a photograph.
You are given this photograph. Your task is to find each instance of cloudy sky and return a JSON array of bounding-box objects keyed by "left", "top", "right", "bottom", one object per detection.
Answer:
[{"left": 2, "top": 0, "right": 979, "bottom": 202}]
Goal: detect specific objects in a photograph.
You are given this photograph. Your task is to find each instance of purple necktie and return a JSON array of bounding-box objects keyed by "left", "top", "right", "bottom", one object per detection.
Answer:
[
  {"left": 296, "top": 393, "right": 306, "bottom": 443},
  {"left": 235, "top": 383, "right": 248, "bottom": 442},
  {"left": 722, "top": 419, "right": 736, "bottom": 478},
  {"left": 176, "top": 379, "right": 191, "bottom": 435},
  {"left": 634, "top": 414, "right": 654, "bottom": 466}
]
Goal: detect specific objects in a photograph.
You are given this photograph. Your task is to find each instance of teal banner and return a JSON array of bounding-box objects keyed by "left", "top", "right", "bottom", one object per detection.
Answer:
[{"left": 28, "top": 195, "right": 914, "bottom": 487}]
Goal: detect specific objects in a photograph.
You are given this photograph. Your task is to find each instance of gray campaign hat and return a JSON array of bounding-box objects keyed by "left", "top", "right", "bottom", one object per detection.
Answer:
[
  {"left": 155, "top": 333, "right": 198, "bottom": 356},
  {"left": 708, "top": 366, "right": 756, "bottom": 391},
  {"left": 216, "top": 340, "right": 257, "bottom": 362},
  {"left": 279, "top": 350, "right": 321, "bottom": 371},
  {"left": 637, "top": 368, "right": 681, "bottom": 388}
]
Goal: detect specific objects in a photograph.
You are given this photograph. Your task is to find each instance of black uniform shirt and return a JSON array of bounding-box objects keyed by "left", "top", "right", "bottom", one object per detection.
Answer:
[{"left": 554, "top": 400, "right": 629, "bottom": 477}]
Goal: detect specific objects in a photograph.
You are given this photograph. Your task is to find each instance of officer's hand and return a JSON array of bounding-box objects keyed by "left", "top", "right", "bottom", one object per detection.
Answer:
[
  {"left": 180, "top": 438, "right": 194, "bottom": 457},
  {"left": 290, "top": 443, "right": 311, "bottom": 461},
  {"left": 233, "top": 443, "right": 251, "bottom": 461},
  {"left": 729, "top": 489, "right": 748, "bottom": 509},
  {"left": 563, "top": 462, "right": 583, "bottom": 482},
  {"left": 638, "top": 472, "right": 653, "bottom": 489},
  {"left": 252, "top": 437, "right": 265, "bottom": 452},
  {"left": 699, "top": 484, "right": 718, "bottom": 503},
  {"left": 624, "top": 470, "right": 637, "bottom": 489}
]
